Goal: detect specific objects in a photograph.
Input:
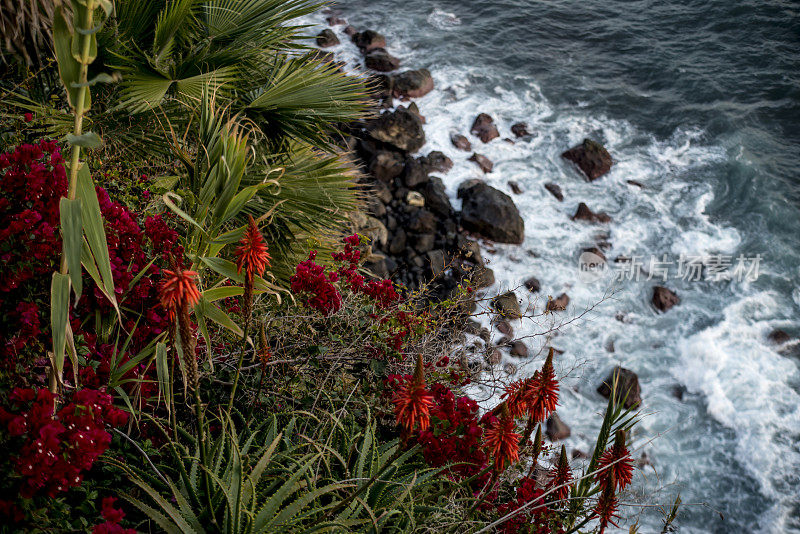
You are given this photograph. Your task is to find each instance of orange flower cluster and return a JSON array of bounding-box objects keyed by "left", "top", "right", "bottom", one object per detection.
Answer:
[
  {"left": 483, "top": 403, "right": 520, "bottom": 471},
  {"left": 159, "top": 268, "right": 201, "bottom": 319},
  {"left": 392, "top": 355, "right": 434, "bottom": 434},
  {"left": 593, "top": 429, "right": 634, "bottom": 532},
  {"left": 235, "top": 215, "right": 270, "bottom": 282},
  {"left": 504, "top": 348, "right": 559, "bottom": 422},
  {"left": 546, "top": 444, "right": 573, "bottom": 502}
]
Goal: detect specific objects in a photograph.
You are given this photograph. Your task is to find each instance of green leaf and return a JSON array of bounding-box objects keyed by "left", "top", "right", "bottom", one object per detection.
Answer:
[
  {"left": 155, "top": 342, "right": 171, "bottom": 415},
  {"left": 53, "top": 7, "right": 86, "bottom": 110},
  {"left": 70, "top": 1, "right": 98, "bottom": 64},
  {"left": 67, "top": 131, "right": 103, "bottom": 148},
  {"left": 60, "top": 198, "right": 83, "bottom": 302},
  {"left": 50, "top": 272, "right": 71, "bottom": 378},
  {"left": 195, "top": 297, "right": 243, "bottom": 338},
  {"left": 76, "top": 163, "right": 119, "bottom": 317}
]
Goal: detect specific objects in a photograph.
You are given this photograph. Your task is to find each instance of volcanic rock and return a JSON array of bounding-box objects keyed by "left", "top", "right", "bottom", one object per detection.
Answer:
[
  {"left": 492, "top": 291, "right": 522, "bottom": 319},
  {"left": 367, "top": 108, "right": 425, "bottom": 153},
  {"left": 393, "top": 69, "right": 434, "bottom": 99},
  {"left": 652, "top": 286, "right": 679, "bottom": 312},
  {"left": 451, "top": 133, "right": 472, "bottom": 152},
  {"left": 468, "top": 153, "right": 494, "bottom": 173},
  {"left": 316, "top": 29, "right": 340, "bottom": 48},
  {"left": 459, "top": 181, "right": 525, "bottom": 243},
  {"left": 470, "top": 113, "right": 500, "bottom": 143},
  {"left": 546, "top": 413, "right": 571, "bottom": 441},
  {"left": 365, "top": 48, "right": 400, "bottom": 72},
  {"left": 597, "top": 367, "right": 642, "bottom": 408},
  {"left": 571, "top": 202, "right": 611, "bottom": 224},
  {"left": 546, "top": 293, "right": 569, "bottom": 311},
  {"left": 562, "top": 138, "right": 613, "bottom": 181},
  {"left": 351, "top": 30, "right": 386, "bottom": 53},
  {"left": 544, "top": 182, "right": 564, "bottom": 201}
]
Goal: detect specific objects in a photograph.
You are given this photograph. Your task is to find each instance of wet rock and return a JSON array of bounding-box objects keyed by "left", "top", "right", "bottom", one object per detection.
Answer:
[
  {"left": 767, "top": 329, "right": 792, "bottom": 345},
  {"left": 326, "top": 15, "right": 347, "bottom": 26},
  {"left": 405, "top": 191, "right": 425, "bottom": 208},
  {"left": 486, "top": 348, "right": 503, "bottom": 366},
  {"left": 583, "top": 246, "right": 607, "bottom": 262},
  {"left": 426, "top": 249, "right": 447, "bottom": 276},
  {"left": 492, "top": 291, "right": 522, "bottom": 319},
  {"left": 367, "top": 108, "right": 425, "bottom": 153},
  {"left": 408, "top": 209, "right": 437, "bottom": 233},
  {"left": 511, "top": 122, "right": 531, "bottom": 138},
  {"left": 546, "top": 293, "right": 570, "bottom": 311},
  {"left": 464, "top": 320, "right": 483, "bottom": 336},
  {"left": 412, "top": 233, "right": 435, "bottom": 253},
  {"left": 562, "top": 138, "right": 613, "bottom": 181},
  {"left": 652, "top": 286, "right": 679, "bottom": 312},
  {"left": 344, "top": 25, "right": 358, "bottom": 37},
  {"left": 316, "top": 29, "right": 340, "bottom": 48},
  {"left": 365, "top": 48, "right": 400, "bottom": 72},
  {"left": 424, "top": 151, "right": 453, "bottom": 173},
  {"left": 364, "top": 253, "right": 397, "bottom": 279},
  {"left": 508, "top": 181, "right": 523, "bottom": 195},
  {"left": 571, "top": 202, "right": 612, "bottom": 224},
  {"left": 393, "top": 68, "right": 434, "bottom": 99},
  {"left": 471, "top": 266, "right": 495, "bottom": 288},
  {"left": 510, "top": 340, "right": 529, "bottom": 358},
  {"left": 374, "top": 180, "right": 393, "bottom": 204},
  {"left": 470, "top": 113, "right": 500, "bottom": 143},
  {"left": 468, "top": 153, "right": 494, "bottom": 173},
  {"left": 627, "top": 180, "right": 644, "bottom": 189},
  {"left": 544, "top": 182, "right": 564, "bottom": 202},
  {"left": 572, "top": 449, "right": 589, "bottom": 460},
  {"left": 459, "top": 181, "right": 525, "bottom": 243},
  {"left": 597, "top": 367, "right": 642, "bottom": 409},
  {"left": 422, "top": 177, "right": 453, "bottom": 217},
  {"left": 351, "top": 29, "right": 386, "bottom": 53},
  {"left": 369, "top": 150, "right": 405, "bottom": 182},
  {"left": 388, "top": 229, "right": 407, "bottom": 255},
  {"left": 456, "top": 237, "right": 484, "bottom": 266},
  {"left": 451, "top": 133, "right": 472, "bottom": 152},
  {"left": 495, "top": 319, "right": 513, "bottom": 336},
  {"left": 405, "top": 102, "right": 425, "bottom": 122},
  {"left": 546, "top": 413, "right": 571, "bottom": 441},
  {"left": 403, "top": 157, "right": 430, "bottom": 188},
  {"left": 524, "top": 277, "right": 541, "bottom": 293}
]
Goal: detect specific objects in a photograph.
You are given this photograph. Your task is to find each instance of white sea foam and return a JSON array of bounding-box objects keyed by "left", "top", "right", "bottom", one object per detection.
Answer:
[{"left": 303, "top": 10, "right": 800, "bottom": 532}]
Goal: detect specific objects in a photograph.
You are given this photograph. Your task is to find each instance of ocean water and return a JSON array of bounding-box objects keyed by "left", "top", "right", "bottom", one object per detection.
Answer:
[{"left": 308, "top": 2, "right": 800, "bottom": 532}]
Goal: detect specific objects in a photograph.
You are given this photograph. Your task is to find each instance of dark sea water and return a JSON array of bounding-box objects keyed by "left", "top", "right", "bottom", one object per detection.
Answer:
[{"left": 316, "top": 1, "right": 800, "bottom": 531}]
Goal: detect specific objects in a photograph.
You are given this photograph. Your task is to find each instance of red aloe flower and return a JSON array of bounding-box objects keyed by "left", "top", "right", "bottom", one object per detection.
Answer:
[
  {"left": 595, "top": 429, "right": 635, "bottom": 491},
  {"left": 235, "top": 215, "right": 270, "bottom": 282},
  {"left": 504, "top": 348, "right": 559, "bottom": 422},
  {"left": 393, "top": 355, "right": 434, "bottom": 433},
  {"left": 159, "top": 268, "right": 201, "bottom": 317},
  {"left": 547, "top": 444, "right": 573, "bottom": 503},
  {"left": 594, "top": 471, "right": 620, "bottom": 533},
  {"left": 484, "top": 403, "right": 520, "bottom": 471}
]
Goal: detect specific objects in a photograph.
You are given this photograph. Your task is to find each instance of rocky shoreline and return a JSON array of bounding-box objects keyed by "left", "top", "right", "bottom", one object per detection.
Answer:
[{"left": 317, "top": 9, "right": 668, "bottom": 439}]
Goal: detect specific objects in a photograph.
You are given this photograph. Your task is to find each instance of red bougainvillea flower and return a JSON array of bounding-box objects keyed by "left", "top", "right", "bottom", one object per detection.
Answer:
[
  {"left": 595, "top": 429, "right": 635, "bottom": 491},
  {"left": 594, "top": 472, "right": 620, "bottom": 533},
  {"left": 159, "top": 268, "right": 201, "bottom": 317},
  {"left": 547, "top": 444, "right": 573, "bottom": 503},
  {"left": 392, "top": 355, "right": 434, "bottom": 434},
  {"left": 23, "top": 113, "right": 32, "bottom": 123},
  {"left": 504, "top": 348, "right": 559, "bottom": 422},
  {"left": 483, "top": 403, "right": 520, "bottom": 471},
  {"left": 235, "top": 215, "right": 270, "bottom": 282}
]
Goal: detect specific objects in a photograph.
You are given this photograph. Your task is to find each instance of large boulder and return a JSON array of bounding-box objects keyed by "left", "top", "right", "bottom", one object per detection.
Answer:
[
  {"left": 468, "top": 153, "right": 494, "bottom": 173},
  {"left": 316, "top": 29, "right": 340, "bottom": 48},
  {"left": 510, "top": 340, "right": 529, "bottom": 358},
  {"left": 365, "top": 48, "right": 400, "bottom": 72},
  {"left": 652, "top": 286, "right": 679, "bottom": 312},
  {"left": 597, "top": 367, "right": 642, "bottom": 408},
  {"left": 470, "top": 113, "right": 500, "bottom": 143},
  {"left": 422, "top": 177, "right": 453, "bottom": 217},
  {"left": 363, "top": 253, "right": 397, "bottom": 279},
  {"left": 524, "top": 277, "right": 541, "bottom": 293},
  {"left": 492, "top": 291, "right": 522, "bottom": 319},
  {"left": 393, "top": 69, "right": 434, "bottom": 99},
  {"left": 351, "top": 30, "right": 386, "bottom": 53},
  {"left": 459, "top": 181, "right": 525, "bottom": 243},
  {"left": 367, "top": 108, "right": 425, "bottom": 153},
  {"left": 451, "top": 133, "right": 472, "bottom": 152},
  {"left": 403, "top": 157, "right": 430, "bottom": 188},
  {"left": 562, "top": 138, "right": 613, "bottom": 181},
  {"left": 571, "top": 202, "right": 611, "bottom": 224}
]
